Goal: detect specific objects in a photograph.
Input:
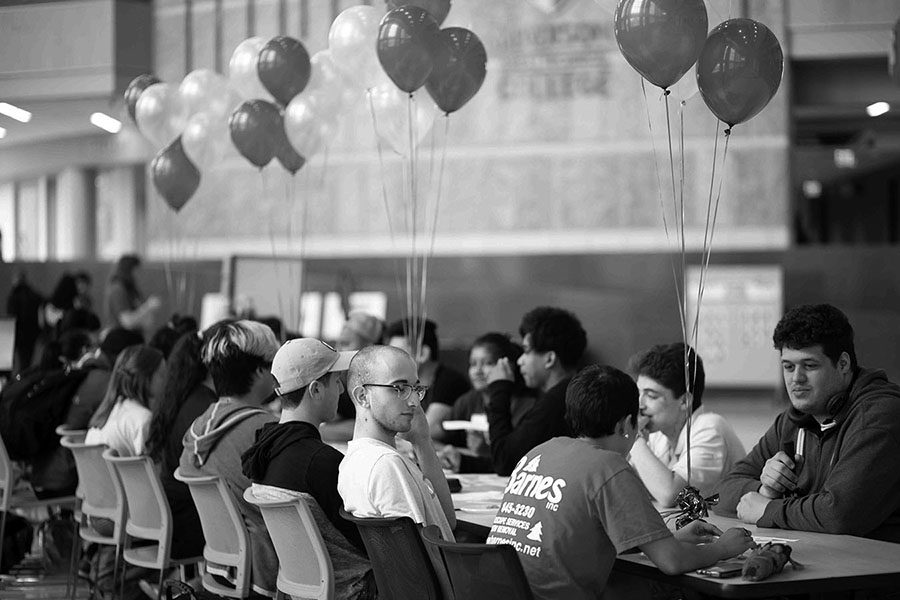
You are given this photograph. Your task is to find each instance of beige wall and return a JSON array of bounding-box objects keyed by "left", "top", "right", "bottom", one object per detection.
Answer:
[{"left": 146, "top": 0, "right": 790, "bottom": 259}]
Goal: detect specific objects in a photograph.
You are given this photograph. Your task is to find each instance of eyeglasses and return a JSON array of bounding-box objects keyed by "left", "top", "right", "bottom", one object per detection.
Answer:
[{"left": 362, "top": 383, "right": 429, "bottom": 402}]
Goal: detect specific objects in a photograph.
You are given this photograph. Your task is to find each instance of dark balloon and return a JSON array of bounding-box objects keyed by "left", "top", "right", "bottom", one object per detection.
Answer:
[
  {"left": 696, "top": 18, "right": 784, "bottom": 127},
  {"left": 124, "top": 74, "right": 161, "bottom": 123},
  {"left": 151, "top": 137, "right": 200, "bottom": 212},
  {"left": 425, "top": 27, "right": 486, "bottom": 114},
  {"left": 271, "top": 110, "right": 306, "bottom": 175},
  {"left": 385, "top": 0, "right": 451, "bottom": 25},
  {"left": 377, "top": 6, "right": 442, "bottom": 93},
  {"left": 229, "top": 100, "right": 282, "bottom": 168},
  {"left": 614, "top": 0, "right": 708, "bottom": 90},
  {"left": 257, "top": 36, "right": 312, "bottom": 106}
]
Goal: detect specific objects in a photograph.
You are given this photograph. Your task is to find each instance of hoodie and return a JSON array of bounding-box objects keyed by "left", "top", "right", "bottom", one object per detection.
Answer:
[
  {"left": 715, "top": 368, "right": 900, "bottom": 542},
  {"left": 179, "top": 399, "right": 277, "bottom": 596}
]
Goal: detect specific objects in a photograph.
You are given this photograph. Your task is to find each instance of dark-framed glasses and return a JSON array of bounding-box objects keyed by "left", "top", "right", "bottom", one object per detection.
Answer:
[{"left": 362, "top": 383, "right": 428, "bottom": 402}]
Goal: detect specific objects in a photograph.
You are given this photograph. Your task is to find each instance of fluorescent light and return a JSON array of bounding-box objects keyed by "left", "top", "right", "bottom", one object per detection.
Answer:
[
  {"left": 0, "top": 126, "right": 6, "bottom": 139},
  {"left": 90, "top": 112, "right": 122, "bottom": 134},
  {"left": 0, "top": 102, "right": 31, "bottom": 123},
  {"left": 834, "top": 148, "right": 856, "bottom": 168},
  {"left": 867, "top": 102, "right": 890, "bottom": 117}
]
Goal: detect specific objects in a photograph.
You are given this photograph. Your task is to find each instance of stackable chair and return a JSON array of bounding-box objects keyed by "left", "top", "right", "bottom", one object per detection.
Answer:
[
  {"left": 0, "top": 431, "right": 78, "bottom": 594},
  {"left": 339, "top": 509, "right": 445, "bottom": 600},
  {"left": 61, "top": 437, "right": 125, "bottom": 599},
  {"left": 54, "top": 425, "right": 88, "bottom": 444},
  {"left": 103, "top": 450, "right": 201, "bottom": 600},
  {"left": 420, "top": 526, "right": 534, "bottom": 600},
  {"left": 244, "top": 488, "right": 334, "bottom": 600},
  {"left": 173, "top": 468, "right": 251, "bottom": 598}
]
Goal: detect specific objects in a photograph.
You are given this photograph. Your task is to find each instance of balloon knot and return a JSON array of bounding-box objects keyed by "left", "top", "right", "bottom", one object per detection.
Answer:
[
  {"left": 724, "top": 127, "right": 732, "bottom": 136},
  {"left": 663, "top": 89, "right": 671, "bottom": 96}
]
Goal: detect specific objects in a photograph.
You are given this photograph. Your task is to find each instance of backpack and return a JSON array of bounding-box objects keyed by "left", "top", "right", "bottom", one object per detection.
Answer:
[{"left": 0, "top": 367, "right": 90, "bottom": 460}]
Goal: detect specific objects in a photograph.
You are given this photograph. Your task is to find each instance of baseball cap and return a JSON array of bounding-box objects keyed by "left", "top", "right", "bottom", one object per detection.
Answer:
[{"left": 271, "top": 338, "right": 356, "bottom": 396}]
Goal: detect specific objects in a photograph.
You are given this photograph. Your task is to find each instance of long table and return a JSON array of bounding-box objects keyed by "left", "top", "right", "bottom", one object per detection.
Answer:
[{"left": 450, "top": 473, "right": 900, "bottom": 598}]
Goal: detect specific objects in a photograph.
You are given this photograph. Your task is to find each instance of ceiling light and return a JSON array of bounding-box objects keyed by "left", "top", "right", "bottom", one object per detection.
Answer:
[
  {"left": 866, "top": 102, "right": 890, "bottom": 117},
  {"left": 0, "top": 102, "right": 31, "bottom": 123},
  {"left": 834, "top": 148, "right": 856, "bottom": 168},
  {"left": 0, "top": 126, "right": 6, "bottom": 139},
  {"left": 90, "top": 112, "right": 122, "bottom": 134}
]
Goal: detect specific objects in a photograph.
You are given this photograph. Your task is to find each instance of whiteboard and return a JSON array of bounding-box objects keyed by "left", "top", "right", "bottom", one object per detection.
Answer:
[{"left": 685, "top": 265, "right": 783, "bottom": 388}]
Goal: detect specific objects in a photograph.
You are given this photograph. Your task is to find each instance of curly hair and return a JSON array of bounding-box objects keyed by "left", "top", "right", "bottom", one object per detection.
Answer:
[
  {"left": 519, "top": 306, "right": 587, "bottom": 368},
  {"left": 565, "top": 364, "right": 638, "bottom": 438},
  {"left": 629, "top": 343, "right": 704, "bottom": 411},
  {"left": 773, "top": 303, "right": 857, "bottom": 369}
]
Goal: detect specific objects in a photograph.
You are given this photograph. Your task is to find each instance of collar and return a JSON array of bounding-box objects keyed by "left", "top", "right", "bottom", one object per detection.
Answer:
[{"left": 670, "top": 407, "right": 706, "bottom": 458}]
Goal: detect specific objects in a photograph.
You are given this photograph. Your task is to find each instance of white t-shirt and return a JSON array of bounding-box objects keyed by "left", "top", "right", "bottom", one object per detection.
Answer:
[
  {"left": 85, "top": 398, "right": 152, "bottom": 457},
  {"left": 338, "top": 437, "right": 455, "bottom": 542},
  {"left": 646, "top": 408, "right": 746, "bottom": 498}
]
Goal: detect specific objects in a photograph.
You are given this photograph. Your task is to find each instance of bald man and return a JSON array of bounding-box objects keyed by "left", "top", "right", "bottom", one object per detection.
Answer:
[{"left": 337, "top": 345, "right": 456, "bottom": 541}]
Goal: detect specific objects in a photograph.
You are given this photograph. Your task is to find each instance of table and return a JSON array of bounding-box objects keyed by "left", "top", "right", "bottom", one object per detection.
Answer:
[{"left": 450, "top": 475, "right": 900, "bottom": 597}]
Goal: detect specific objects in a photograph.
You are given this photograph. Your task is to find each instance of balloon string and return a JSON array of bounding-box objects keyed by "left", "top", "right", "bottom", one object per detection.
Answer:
[
  {"left": 263, "top": 168, "right": 286, "bottom": 325},
  {"left": 163, "top": 205, "right": 175, "bottom": 315},
  {"left": 408, "top": 93, "right": 422, "bottom": 359},
  {"left": 678, "top": 97, "right": 692, "bottom": 486},
  {"left": 690, "top": 121, "right": 721, "bottom": 357},
  {"left": 663, "top": 91, "right": 689, "bottom": 368}
]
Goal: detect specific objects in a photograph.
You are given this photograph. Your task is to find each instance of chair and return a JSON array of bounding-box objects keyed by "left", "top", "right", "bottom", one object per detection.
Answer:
[
  {"left": 60, "top": 437, "right": 124, "bottom": 598},
  {"left": 420, "top": 526, "right": 534, "bottom": 600},
  {"left": 54, "top": 426, "right": 87, "bottom": 444},
  {"left": 0, "top": 431, "right": 78, "bottom": 593},
  {"left": 173, "top": 468, "right": 250, "bottom": 598},
  {"left": 244, "top": 488, "right": 334, "bottom": 600},
  {"left": 103, "top": 450, "right": 201, "bottom": 600},
  {"left": 339, "top": 509, "right": 444, "bottom": 600}
]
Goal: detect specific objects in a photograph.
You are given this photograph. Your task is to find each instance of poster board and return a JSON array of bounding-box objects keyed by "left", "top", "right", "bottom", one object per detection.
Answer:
[
  {"left": 685, "top": 265, "right": 783, "bottom": 387},
  {"left": 0, "top": 318, "right": 14, "bottom": 372}
]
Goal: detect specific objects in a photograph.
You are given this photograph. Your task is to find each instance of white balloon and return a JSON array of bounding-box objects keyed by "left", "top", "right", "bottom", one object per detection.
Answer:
[
  {"left": 368, "top": 84, "right": 436, "bottom": 156},
  {"left": 179, "top": 69, "right": 237, "bottom": 118},
  {"left": 328, "top": 6, "right": 383, "bottom": 90},
  {"left": 135, "top": 83, "right": 188, "bottom": 149},
  {"left": 229, "top": 37, "right": 272, "bottom": 101},
  {"left": 284, "top": 96, "right": 335, "bottom": 159},
  {"left": 182, "top": 111, "right": 236, "bottom": 170}
]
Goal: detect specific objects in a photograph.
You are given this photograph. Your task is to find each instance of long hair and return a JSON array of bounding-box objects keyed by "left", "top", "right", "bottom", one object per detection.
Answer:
[
  {"left": 109, "top": 254, "right": 142, "bottom": 299},
  {"left": 145, "top": 333, "right": 206, "bottom": 462},
  {"left": 89, "top": 345, "right": 164, "bottom": 429}
]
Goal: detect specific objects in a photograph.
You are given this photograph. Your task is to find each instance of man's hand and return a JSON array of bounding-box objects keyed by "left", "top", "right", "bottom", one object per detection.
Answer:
[
  {"left": 674, "top": 520, "right": 722, "bottom": 545},
  {"left": 715, "top": 527, "right": 758, "bottom": 558},
  {"left": 636, "top": 414, "right": 650, "bottom": 435},
  {"left": 399, "top": 404, "right": 430, "bottom": 446},
  {"left": 737, "top": 492, "right": 772, "bottom": 525},
  {"left": 760, "top": 451, "right": 801, "bottom": 495},
  {"left": 486, "top": 358, "right": 514, "bottom": 385},
  {"left": 436, "top": 445, "right": 461, "bottom": 472}
]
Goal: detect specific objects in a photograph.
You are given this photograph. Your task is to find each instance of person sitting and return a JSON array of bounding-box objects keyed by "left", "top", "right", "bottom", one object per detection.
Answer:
[
  {"left": 85, "top": 345, "right": 166, "bottom": 457},
  {"left": 320, "top": 310, "right": 385, "bottom": 443},
  {"left": 178, "top": 319, "right": 280, "bottom": 596},
  {"left": 486, "top": 364, "right": 757, "bottom": 600},
  {"left": 484, "top": 306, "right": 586, "bottom": 475},
  {"left": 628, "top": 343, "right": 745, "bottom": 506},
  {"left": 384, "top": 317, "right": 470, "bottom": 433},
  {"left": 242, "top": 338, "right": 374, "bottom": 600},
  {"left": 434, "top": 333, "right": 536, "bottom": 473},
  {"left": 716, "top": 304, "right": 900, "bottom": 542},
  {"left": 338, "top": 345, "right": 456, "bottom": 541}
]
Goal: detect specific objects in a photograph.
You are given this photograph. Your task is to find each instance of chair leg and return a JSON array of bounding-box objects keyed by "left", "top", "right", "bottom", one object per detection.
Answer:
[
  {"left": 68, "top": 517, "right": 80, "bottom": 600},
  {"left": 111, "top": 546, "right": 120, "bottom": 600},
  {"left": 0, "top": 510, "right": 7, "bottom": 574},
  {"left": 156, "top": 569, "right": 165, "bottom": 600}
]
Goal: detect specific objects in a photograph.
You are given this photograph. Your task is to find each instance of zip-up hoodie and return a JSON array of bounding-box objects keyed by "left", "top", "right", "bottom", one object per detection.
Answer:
[
  {"left": 715, "top": 368, "right": 900, "bottom": 542},
  {"left": 179, "top": 399, "right": 277, "bottom": 595}
]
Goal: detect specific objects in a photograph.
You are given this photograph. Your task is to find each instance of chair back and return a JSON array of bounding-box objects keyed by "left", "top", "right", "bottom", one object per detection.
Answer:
[
  {"left": 339, "top": 509, "right": 443, "bottom": 600},
  {"left": 55, "top": 425, "right": 88, "bottom": 443},
  {"left": 103, "top": 449, "right": 172, "bottom": 569},
  {"left": 244, "top": 488, "right": 334, "bottom": 600},
  {"left": 0, "top": 432, "right": 12, "bottom": 512},
  {"left": 174, "top": 468, "right": 250, "bottom": 598},
  {"left": 61, "top": 438, "right": 123, "bottom": 529},
  {"left": 420, "top": 526, "right": 534, "bottom": 600}
]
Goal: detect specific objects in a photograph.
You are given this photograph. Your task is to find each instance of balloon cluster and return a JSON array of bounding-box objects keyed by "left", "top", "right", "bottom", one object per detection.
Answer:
[
  {"left": 614, "top": 0, "right": 784, "bottom": 128},
  {"left": 125, "top": 1, "right": 488, "bottom": 212}
]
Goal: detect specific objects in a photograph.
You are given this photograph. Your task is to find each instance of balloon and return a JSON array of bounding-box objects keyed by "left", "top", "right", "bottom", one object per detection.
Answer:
[
  {"left": 182, "top": 111, "right": 234, "bottom": 170},
  {"left": 614, "top": 0, "right": 708, "bottom": 90},
  {"left": 179, "top": 69, "right": 237, "bottom": 118},
  {"left": 377, "top": 6, "right": 442, "bottom": 93},
  {"left": 329, "top": 6, "right": 383, "bottom": 90},
  {"left": 229, "top": 37, "right": 271, "bottom": 100},
  {"left": 369, "top": 85, "right": 436, "bottom": 156},
  {"left": 425, "top": 27, "right": 487, "bottom": 114},
  {"left": 151, "top": 137, "right": 200, "bottom": 212},
  {"left": 276, "top": 141, "right": 306, "bottom": 175},
  {"left": 135, "top": 83, "right": 189, "bottom": 148},
  {"left": 303, "top": 50, "right": 362, "bottom": 121},
  {"left": 386, "top": 0, "right": 451, "bottom": 25},
  {"left": 284, "top": 96, "right": 335, "bottom": 160},
  {"left": 257, "top": 36, "right": 312, "bottom": 106},
  {"left": 696, "top": 18, "right": 784, "bottom": 127},
  {"left": 229, "top": 100, "right": 281, "bottom": 168},
  {"left": 124, "top": 74, "right": 161, "bottom": 123}
]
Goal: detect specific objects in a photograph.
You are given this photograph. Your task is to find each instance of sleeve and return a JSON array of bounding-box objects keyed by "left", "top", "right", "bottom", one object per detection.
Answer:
[
  {"left": 366, "top": 454, "right": 431, "bottom": 526},
  {"left": 714, "top": 414, "right": 785, "bottom": 514},
  {"left": 131, "top": 410, "right": 152, "bottom": 456},
  {"left": 670, "top": 416, "right": 731, "bottom": 492},
  {"left": 596, "top": 468, "right": 672, "bottom": 554},
  {"left": 306, "top": 448, "right": 366, "bottom": 553},
  {"left": 486, "top": 381, "right": 557, "bottom": 476},
  {"left": 758, "top": 416, "right": 900, "bottom": 536}
]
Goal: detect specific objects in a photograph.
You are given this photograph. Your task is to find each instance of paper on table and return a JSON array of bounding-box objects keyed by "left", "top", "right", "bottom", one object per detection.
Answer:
[
  {"left": 752, "top": 535, "right": 799, "bottom": 544},
  {"left": 442, "top": 420, "right": 490, "bottom": 432},
  {"left": 453, "top": 491, "right": 504, "bottom": 502}
]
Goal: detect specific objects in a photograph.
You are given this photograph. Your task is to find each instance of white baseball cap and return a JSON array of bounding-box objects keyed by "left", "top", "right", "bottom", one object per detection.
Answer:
[{"left": 271, "top": 338, "right": 356, "bottom": 396}]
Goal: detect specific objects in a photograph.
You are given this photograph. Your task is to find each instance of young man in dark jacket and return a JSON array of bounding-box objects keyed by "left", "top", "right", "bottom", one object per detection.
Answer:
[
  {"left": 715, "top": 304, "right": 900, "bottom": 542},
  {"left": 484, "top": 306, "right": 587, "bottom": 476}
]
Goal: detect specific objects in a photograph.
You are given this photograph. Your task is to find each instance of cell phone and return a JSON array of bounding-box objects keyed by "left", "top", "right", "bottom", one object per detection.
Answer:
[
  {"left": 696, "top": 561, "right": 743, "bottom": 578},
  {"left": 447, "top": 477, "right": 462, "bottom": 493}
]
